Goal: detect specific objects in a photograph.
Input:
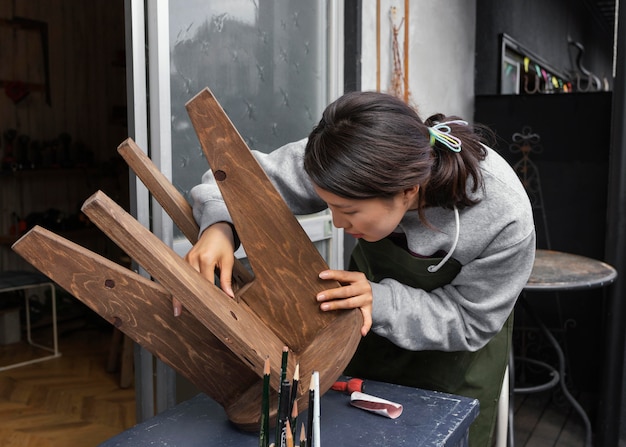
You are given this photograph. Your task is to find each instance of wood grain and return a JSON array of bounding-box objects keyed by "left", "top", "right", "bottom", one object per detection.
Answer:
[
  {"left": 11, "top": 86, "right": 362, "bottom": 430},
  {"left": 185, "top": 88, "right": 361, "bottom": 351},
  {"left": 12, "top": 226, "right": 261, "bottom": 408},
  {"left": 117, "top": 138, "right": 253, "bottom": 287},
  {"left": 80, "top": 192, "right": 287, "bottom": 385},
  {"left": 185, "top": 87, "right": 362, "bottom": 419},
  {"left": 117, "top": 138, "right": 200, "bottom": 244}
]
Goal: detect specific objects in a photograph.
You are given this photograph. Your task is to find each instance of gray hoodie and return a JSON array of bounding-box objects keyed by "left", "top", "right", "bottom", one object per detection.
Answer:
[{"left": 190, "top": 138, "right": 536, "bottom": 353}]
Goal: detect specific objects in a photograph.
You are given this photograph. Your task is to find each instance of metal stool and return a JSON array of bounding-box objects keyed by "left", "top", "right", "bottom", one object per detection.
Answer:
[
  {"left": 0, "top": 270, "right": 61, "bottom": 371},
  {"left": 514, "top": 250, "right": 617, "bottom": 447},
  {"left": 497, "top": 127, "right": 617, "bottom": 447}
]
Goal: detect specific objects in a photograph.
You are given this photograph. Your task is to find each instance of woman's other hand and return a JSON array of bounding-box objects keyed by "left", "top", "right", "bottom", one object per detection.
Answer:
[
  {"left": 316, "top": 270, "right": 373, "bottom": 336},
  {"left": 177, "top": 222, "right": 236, "bottom": 316}
]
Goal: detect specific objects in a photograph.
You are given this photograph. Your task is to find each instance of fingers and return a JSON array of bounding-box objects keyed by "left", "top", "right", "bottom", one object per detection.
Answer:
[
  {"left": 176, "top": 250, "right": 235, "bottom": 316},
  {"left": 317, "top": 293, "right": 372, "bottom": 336},
  {"left": 360, "top": 311, "right": 372, "bottom": 336},
  {"left": 218, "top": 257, "right": 235, "bottom": 299},
  {"left": 318, "top": 269, "right": 363, "bottom": 284},
  {"left": 317, "top": 269, "right": 373, "bottom": 336},
  {"left": 184, "top": 246, "right": 218, "bottom": 283},
  {"left": 179, "top": 222, "right": 237, "bottom": 315},
  {"left": 317, "top": 270, "right": 370, "bottom": 302}
]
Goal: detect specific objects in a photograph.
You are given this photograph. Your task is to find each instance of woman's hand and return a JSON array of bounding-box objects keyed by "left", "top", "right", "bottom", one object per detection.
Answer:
[
  {"left": 178, "top": 222, "right": 236, "bottom": 316},
  {"left": 316, "top": 270, "right": 373, "bottom": 336}
]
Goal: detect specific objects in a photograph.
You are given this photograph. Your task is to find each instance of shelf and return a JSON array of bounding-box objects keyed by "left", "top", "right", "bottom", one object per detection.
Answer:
[
  {"left": 0, "top": 167, "right": 100, "bottom": 180},
  {"left": 0, "top": 227, "right": 102, "bottom": 247}
]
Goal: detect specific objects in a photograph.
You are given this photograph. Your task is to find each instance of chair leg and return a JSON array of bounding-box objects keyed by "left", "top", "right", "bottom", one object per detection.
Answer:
[
  {"left": 518, "top": 298, "right": 592, "bottom": 447},
  {"left": 107, "top": 328, "right": 134, "bottom": 388},
  {"left": 119, "top": 335, "right": 134, "bottom": 388},
  {"left": 508, "top": 349, "right": 515, "bottom": 447},
  {"left": 495, "top": 365, "right": 509, "bottom": 447},
  {"left": 107, "top": 327, "right": 123, "bottom": 373}
]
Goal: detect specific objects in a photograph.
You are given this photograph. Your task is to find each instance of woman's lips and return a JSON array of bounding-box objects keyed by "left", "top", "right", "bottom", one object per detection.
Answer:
[{"left": 347, "top": 233, "right": 364, "bottom": 239}]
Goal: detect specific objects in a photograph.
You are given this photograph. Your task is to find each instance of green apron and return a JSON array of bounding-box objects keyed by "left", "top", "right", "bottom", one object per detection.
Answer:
[{"left": 344, "top": 237, "right": 512, "bottom": 447}]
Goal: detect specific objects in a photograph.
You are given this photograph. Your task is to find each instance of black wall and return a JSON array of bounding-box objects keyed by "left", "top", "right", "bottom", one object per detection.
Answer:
[
  {"left": 475, "top": 93, "right": 611, "bottom": 407},
  {"left": 475, "top": 0, "right": 614, "bottom": 95},
  {"left": 474, "top": 2, "right": 619, "bottom": 440},
  {"left": 474, "top": 2, "right": 623, "bottom": 444},
  {"left": 475, "top": 93, "right": 611, "bottom": 258}
]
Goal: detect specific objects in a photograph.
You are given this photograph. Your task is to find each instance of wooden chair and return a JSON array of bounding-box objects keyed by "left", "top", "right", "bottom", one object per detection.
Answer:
[
  {"left": 106, "top": 327, "right": 134, "bottom": 389},
  {"left": 12, "top": 88, "right": 362, "bottom": 430}
]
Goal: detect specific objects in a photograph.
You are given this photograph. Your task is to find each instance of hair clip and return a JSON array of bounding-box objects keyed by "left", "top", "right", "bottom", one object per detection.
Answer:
[{"left": 428, "top": 120, "right": 468, "bottom": 153}]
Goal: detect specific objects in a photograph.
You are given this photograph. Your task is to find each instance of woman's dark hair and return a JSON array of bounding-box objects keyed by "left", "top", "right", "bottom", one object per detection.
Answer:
[{"left": 304, "top": 91, "right": 491, "bottom": 222}]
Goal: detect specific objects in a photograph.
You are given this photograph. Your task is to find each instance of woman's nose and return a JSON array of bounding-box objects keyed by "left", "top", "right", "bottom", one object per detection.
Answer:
[{"left": 332, "top": 214, "right": 349, "bottom": 230}]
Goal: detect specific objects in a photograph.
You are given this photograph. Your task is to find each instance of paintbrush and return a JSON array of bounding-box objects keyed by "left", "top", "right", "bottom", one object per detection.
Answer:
[
  {"left": 277, "top": 379, "right": 291, "bottom": 446},
  {"left": 275, "top": 346, "right": 289, "bottom": 444},
  {"left": 259, "top": 356, "right": 270, "bottom": 447}
]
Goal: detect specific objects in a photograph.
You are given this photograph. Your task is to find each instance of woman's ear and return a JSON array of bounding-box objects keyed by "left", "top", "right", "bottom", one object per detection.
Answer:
[{"left": 404, "top": 185, "right": 420, "bottom": 208}]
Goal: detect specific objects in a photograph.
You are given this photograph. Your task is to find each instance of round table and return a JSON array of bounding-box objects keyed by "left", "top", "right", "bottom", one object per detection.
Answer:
[
  {"left": 512, "top": 249, "right": 617, "bottom": 447},
  {"left": 525, "top": 249, "right": 617, "bottom": 291}
]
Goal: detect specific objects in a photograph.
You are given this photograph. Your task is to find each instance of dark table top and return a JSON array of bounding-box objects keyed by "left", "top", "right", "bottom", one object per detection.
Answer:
[
  {"left": 524, "top": 249, "right": 617, "bottom": 291},
  {"left": 99, "top": 380, "right": 479, "bottom": 447}
]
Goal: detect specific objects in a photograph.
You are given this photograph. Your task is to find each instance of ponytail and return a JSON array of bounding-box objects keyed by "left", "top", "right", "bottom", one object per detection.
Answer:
[{"left": 423, "top": 113, "right": 491, "bottom": 209}]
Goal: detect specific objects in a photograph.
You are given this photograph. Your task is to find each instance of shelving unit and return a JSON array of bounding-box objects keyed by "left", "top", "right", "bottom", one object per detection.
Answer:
[
  {"left": 0, "top": 2, "right": 129, "bottom": 270},
  {"left": 0, "top": 165, "right": 125, "bottom": 270}
]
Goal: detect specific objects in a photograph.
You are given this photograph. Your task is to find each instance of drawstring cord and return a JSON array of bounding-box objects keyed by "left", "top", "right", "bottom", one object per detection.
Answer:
[{"left": 427, "top": 206, "right": 460, "bottom": 273}]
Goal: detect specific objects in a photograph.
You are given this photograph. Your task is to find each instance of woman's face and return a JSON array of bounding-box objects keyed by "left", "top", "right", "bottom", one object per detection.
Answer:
[{"left": 313, "top": 185, "right": 419, "bottom": 242}]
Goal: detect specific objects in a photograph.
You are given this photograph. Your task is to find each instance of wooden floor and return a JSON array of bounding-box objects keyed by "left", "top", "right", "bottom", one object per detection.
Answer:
[
  {"left": 0, "top": 323, "right": 135, "bottom": 447},
  {"left": 0, "top": 318, "right": 592, "bottom": 447},
  {"left": 510, "top": 389, "right": 589, "bottom": 446}
]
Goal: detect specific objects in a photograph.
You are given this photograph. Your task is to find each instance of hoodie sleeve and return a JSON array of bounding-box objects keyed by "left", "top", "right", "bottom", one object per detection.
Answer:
[
  {"left": 370, "top": 153, "right": 537, "bottom": 353},
  {"left": 370, "top": 228, "right": 535, "bottom": 352},
  {"left": 190, "top": 138, "right": 327, "bottom": 237}
]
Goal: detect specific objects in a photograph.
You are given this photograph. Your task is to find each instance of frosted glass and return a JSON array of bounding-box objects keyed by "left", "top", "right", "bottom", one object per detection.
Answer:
[{"left": 169, "top": 0, "right": 327, "bottom": 204}]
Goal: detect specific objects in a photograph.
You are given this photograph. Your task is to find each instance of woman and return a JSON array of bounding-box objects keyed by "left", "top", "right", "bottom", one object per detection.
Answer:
[{"left": 185, "top": 91, "right": 535, "bottom": 446}]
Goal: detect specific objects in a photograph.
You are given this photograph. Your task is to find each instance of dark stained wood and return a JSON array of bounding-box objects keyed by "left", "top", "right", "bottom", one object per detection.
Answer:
[
  {"left": 11, "top": 87, "right": 362, "bottom": 430},
  {"left": 12, "top": 226, "right": 262, "bottom": 409},
  {"left": 117, "top": 138, "right": 253, "bottom": 288},
  {"left": 117, "top": 138, "right": 200, "bottom": 244},
  {"left": 80, "top": 191, "right": 293, "bottom": 427},
  {"left": 185, "top": 88, "right": 362, "bottom": 401},
  {"left": 185, "top": 88, "right": 361, "bottom": 354}
]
